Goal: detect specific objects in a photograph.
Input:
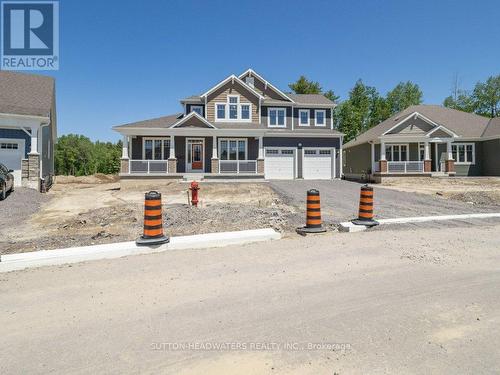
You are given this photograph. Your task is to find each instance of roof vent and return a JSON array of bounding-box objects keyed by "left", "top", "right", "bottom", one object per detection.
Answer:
[{"left": 245, "top": 76, "right": 255, "bottom": 88}]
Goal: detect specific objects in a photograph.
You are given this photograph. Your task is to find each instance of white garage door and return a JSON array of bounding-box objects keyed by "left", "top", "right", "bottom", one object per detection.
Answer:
[
  {"left": 303, "top": 148, "right": 335, "bottom": 180},
  {"left": 0, "top": 140, "right": 24, "bottom": 187},
  {"left": 264, "top": 148, "right": 296, "bottom": 179}
]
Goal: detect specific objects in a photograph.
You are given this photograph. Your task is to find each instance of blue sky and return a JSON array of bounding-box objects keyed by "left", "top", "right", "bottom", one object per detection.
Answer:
[{"left": 27, "top": 0, "right": 500, "bottom": 141}]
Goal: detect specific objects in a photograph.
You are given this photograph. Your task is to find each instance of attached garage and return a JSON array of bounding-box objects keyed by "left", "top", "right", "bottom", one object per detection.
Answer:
[
  {"left": 264, "top": 148, "right": 296, "bottom": 179},
  {"left": 0, "top": 139, "right": 25, "bottom": 186},
  {"left": 302, "top": 147, "right": 336, "bottom": 179}
]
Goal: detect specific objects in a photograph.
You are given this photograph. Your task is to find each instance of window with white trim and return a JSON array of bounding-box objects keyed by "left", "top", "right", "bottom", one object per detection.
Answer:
[
  {"left": 268, "top": 108, "right": 286, "bottom": 128},
  {"left": 451, "top": 143, "right": 475, "bottom": 164},
  {"left": 315, "top": 110, "right": 326, "bottom": 126},
  {"left": 219, "top": 138, "right": 247, "bottom": 161},
  {"left": 143, "top": 138, "right": 170, "bottom": 160},
  {"left": 299, "top": 109, "right": 310, "bottom": 126},
  {"left": 385, "top": 144, "right": 408, "bottom": 162},
  {"left": 190, "top": 105, "right": 203, "bottom": 115},
  {"left": 215, "top": 95, "right": 252, "bottom": 122},
  {"left": 418, "top": 143, "right": 425, "bottom": 161}
]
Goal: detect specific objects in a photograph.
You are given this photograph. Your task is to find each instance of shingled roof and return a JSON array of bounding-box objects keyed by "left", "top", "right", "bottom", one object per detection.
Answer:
[
  {"left": 344, "top": 105, "right": 494, "bottom": 148},
  {"left": 0, "top": 71, "right": 54, "bottom": 117},
  {"left": 113, "top": 113, "right": 183, "bottom": 129}
]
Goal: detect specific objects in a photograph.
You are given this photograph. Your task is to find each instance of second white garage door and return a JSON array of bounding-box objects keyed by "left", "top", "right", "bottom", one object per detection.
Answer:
[
  {"left": 302, "top": 148, "right": 335, "bottom": 179},
  {"left": 264, "top": 148, "right": 296, "bottom": 179}
]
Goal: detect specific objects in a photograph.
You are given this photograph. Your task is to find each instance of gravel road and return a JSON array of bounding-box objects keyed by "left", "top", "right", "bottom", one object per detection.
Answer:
[
  {"left": 0, "top": 188, "right": 51, "bottom": 231},
  {"left": 1, "top": 224, "right": 500, "bottom": 374},
  {"left": 270, "top": 179, "right": 500, "bottom": 224}
]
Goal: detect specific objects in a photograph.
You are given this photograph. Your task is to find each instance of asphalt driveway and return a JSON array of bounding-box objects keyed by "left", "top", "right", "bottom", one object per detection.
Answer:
[{"left": 269, "top": 179, "right": 499, "bottom": 224}]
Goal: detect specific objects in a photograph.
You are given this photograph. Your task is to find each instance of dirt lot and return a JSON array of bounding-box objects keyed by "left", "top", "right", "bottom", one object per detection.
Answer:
[
  {"left": 0, "top": 177, "right": 298, "bottom": 254},
  {"left": 379, "top": 177, "right": 500, "bottom": 206},
  {"left": 1, "top": 175, "right": 499, "bottom": 255}
]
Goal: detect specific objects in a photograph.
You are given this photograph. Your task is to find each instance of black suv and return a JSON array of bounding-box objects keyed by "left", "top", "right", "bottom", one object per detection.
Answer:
[{"left": 0, "top": 163, "right": 14, "bottom": 200}]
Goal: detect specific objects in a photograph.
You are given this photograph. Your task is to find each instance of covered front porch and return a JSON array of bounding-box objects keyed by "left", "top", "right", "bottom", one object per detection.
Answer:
[
  {"left": 371, "top": 141, "right": 456, "bottom": 175},
  {"left": 119, "top": 133, "right": 265, "bottom": 177}
]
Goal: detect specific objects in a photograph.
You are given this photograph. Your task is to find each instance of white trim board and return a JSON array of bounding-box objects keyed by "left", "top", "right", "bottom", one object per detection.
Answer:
[{"left": 238, "top": 68, "right": 294, "bottom": 102}]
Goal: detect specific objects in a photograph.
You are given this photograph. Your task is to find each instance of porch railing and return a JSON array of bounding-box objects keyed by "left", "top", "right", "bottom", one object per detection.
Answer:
[
  {"left": 219, "top": 160, "right": 257, "bottom": 174},
  {"left": 387, "top": 161, "right": 424, "bottom": 173},
  {"left": 129, "top": 160, "right": 169, "bottom": 174}
]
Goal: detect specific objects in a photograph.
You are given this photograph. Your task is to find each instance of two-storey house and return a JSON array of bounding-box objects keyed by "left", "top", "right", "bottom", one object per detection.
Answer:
[{"left": 113, "top": 69, "right": 343, "bottom": 180}]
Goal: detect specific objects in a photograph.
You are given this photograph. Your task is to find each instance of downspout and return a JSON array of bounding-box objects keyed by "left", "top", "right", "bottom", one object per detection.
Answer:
[{"left": 38, "top": 122, "right": 50, "bottom": 181}]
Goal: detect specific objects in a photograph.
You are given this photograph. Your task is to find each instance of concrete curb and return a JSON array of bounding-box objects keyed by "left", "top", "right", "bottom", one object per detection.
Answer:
[
  {"left": 0, "top": 228, "right": 281, "bottom": 273},
  {"left": 339, "top": 212, "right": 500, "bottom": 232}
]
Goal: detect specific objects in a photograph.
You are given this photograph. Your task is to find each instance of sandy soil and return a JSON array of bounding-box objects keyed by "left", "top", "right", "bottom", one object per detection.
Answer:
[
  {"left": 378, "top": 177, "right": 500, "bottom": 206},
  {"left": 0, "top": 180, "right": 296, "bottom": 254},
  {"left": 2, "top": 224, "right": 500, "bottom": 374}
]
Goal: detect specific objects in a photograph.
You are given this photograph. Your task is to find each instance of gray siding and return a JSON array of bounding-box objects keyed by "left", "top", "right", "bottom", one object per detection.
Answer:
[
  {"left": 481, "top": 139, "right": 500, "bottom": 176},
  {"left": 343, "top": 143, "right": 371, "bottom": 175},
  {"left": 261, "top": 106, "right": 293, "bottom": 130},
  {"left": 453, "top": 141, "right": 482, "bottom": 176},
  {"left": 293, "top": 108, "right": 332, "bottom": 128},
  {"left": 263, "top": 137, "right": 340, "bottom": 149}
]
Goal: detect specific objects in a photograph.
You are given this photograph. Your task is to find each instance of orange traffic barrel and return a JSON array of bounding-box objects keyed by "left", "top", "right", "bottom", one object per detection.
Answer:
[
  {"left": 136, "top": 191, "right": 169, "bottom": 245},
  {"left": 297, "top": 189, "right": 326, "bottom": 234},
  {"left": 352, "top": 184, "right": 379, "bottom": 227}
]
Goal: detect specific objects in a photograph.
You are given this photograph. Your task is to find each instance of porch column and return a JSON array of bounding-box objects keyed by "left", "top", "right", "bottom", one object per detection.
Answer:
[
  {"left": 121, "top": 135, "right": 129, "bottom": 158},
  {"left": 211, "top": 135, "right": 219, "bottom": 174},
  {"left": 168, "top": 135, "right": 177, "bottom": 173},
  {"left": 257, "top": 136, "right": 264, "bottom": 174},
  {"left": 445, "top": 141, "right": 455, "bottom": 173},
  {"left": 25, "top": 125, "right": 40, "bottom": 190},
  {"left": 423, "top": 141, "right": 431, "bottom": 172},
  {"left": 379, "top": 141, "right": 387, "bottom": 173},
  {"left": 29, "top": 126, "right": 39, "bottom": 154},
  {"left": 120, "top": 135, "right": 130, "bottom": 174}
]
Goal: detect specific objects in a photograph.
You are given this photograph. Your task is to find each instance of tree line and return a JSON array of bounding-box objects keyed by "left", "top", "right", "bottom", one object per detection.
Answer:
[
  {"left": 55, "top": 134, "right": 122, "bottom": 176},
  {"left": 288, "top": 73, "right": 500, "bottom": 142}
]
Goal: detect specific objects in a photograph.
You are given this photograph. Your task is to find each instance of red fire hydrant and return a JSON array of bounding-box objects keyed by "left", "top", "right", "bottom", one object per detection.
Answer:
[{"left": 190, "top": 181, "right": 200, "bottom": 207}]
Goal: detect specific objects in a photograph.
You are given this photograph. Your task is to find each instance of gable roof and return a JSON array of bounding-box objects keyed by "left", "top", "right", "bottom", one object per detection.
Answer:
[
  {"left": 201, "top": 74, "right": 264, "bottom": 100},
  {"left": 344, "top": 105, "right": 492, "bottom": 148},
  {"left": 170, "top": 111, "right": 215, "bottom": 128},
  {"left": 238, "top": 69, "right": 294, "bottom": 102},
  {"left": 0, "top": 71, "right": 54, "bottom": 117}
]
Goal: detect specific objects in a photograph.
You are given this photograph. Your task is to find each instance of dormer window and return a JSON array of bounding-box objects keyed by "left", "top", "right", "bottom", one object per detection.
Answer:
[
  {"left": 190, "top": 105, "right": 203, "bottom": 116},
  {"left": 215, "top": 95, "right": 252, "bottom": 122}
]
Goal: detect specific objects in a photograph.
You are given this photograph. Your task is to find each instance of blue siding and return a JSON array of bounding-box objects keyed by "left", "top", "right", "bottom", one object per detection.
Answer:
[{"left": 0, "top": 128, "right": 31, "bottom": 157}]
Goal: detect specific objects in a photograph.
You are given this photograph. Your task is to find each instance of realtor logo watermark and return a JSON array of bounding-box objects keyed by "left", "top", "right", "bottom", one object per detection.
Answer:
[{"left": 1, "top": 1, "right": 59, "bottom": 70}]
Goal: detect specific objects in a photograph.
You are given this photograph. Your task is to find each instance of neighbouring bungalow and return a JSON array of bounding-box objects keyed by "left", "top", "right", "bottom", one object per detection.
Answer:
[{"left": 343, "top": 105, "right": 500, "bottom": 182}]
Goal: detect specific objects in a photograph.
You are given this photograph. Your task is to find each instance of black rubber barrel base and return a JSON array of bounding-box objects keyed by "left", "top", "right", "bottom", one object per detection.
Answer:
[
  {"left": 296, "top": 226, "right": 327, "bottom": 235},
  {"left": 352, "top": 219, "right": 379, "bottom": 227},
  {"left": 136, "top": 235, "right": 170, "bottom": 246}
]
